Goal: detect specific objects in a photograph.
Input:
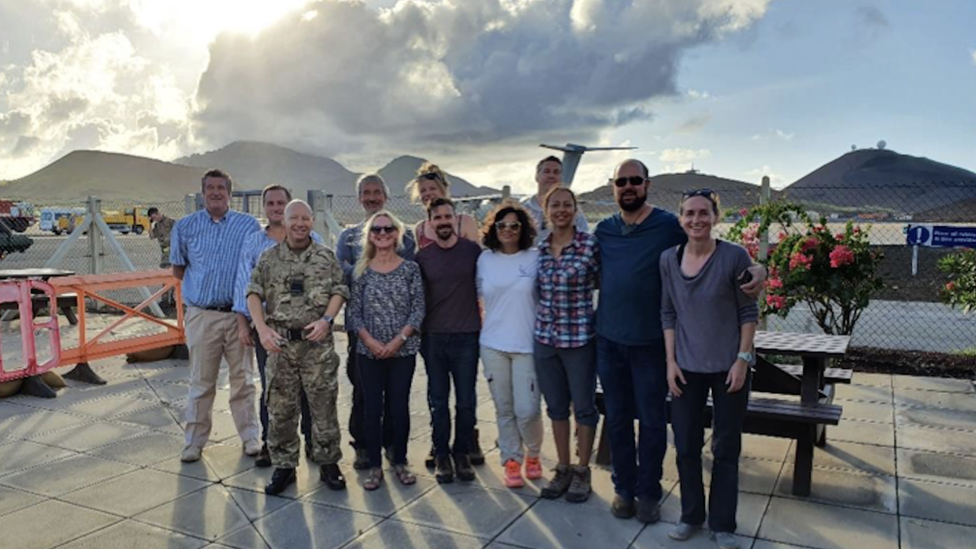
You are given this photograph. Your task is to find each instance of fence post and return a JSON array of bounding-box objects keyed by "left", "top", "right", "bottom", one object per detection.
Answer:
[
  {"left": 87, "top": 196, "right": 103, "bottom": 276},
  {"left": 184, "top": 194, "right": 196, "bottom": 216},
  {"left": 758, "top": 176, "right": 771, "bottom": 331},
  {"left": 502, "top": 185, "right": 511, "bottom": 200}
]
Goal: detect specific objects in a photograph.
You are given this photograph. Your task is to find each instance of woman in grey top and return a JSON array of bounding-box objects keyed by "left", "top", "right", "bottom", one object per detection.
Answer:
[
  {"left": 659, "top": 189, "right": 758, "bottom": 549},
  {"left": 348, "top": 211, "right": 425, "bottom": 490}
]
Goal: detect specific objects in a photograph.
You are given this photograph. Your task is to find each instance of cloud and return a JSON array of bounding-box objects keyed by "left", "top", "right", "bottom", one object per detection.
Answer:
[
  {"left": 749, "top": 128, "right": 794, "bottom": 142},
  {"left": 971, "top": 49, "right": 976, "bottom": 65},
  {"left": 659, "top": 148, "right": 711, "bottom": 173},
  {"left": 744, "top": 164, "right": 782, "bottom": 185},
  {"left": 192, "top": 0, "right": 772, "bottom": 162},
  {"left": 674, "top": 114, "right": 712, "bottom": 135}
]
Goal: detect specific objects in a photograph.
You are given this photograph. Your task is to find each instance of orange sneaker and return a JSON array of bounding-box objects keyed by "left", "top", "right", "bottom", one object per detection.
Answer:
[
  {"left": 524, "top": 456, "right": 543, "bottom": 480},
  {"left": 504, "top": 459, "right": 524, "bottom": 488}
]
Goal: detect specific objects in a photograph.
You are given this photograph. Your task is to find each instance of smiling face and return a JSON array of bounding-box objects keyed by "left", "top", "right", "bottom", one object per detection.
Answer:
[
  {"left": 430, "top": 204, "right": 457, "bottom": 241},
  {"left": 359, "top": 181, "right": 387, "bottom": 216},
  {"left": 203, "top": 176, "right": 231, "bottom": 215},
  {"left": 545, "top": 188, "right": 576, "bottom": 230},
  {"left": 536, "top": 160, "right": 562, "bottom": 198},
  {"left": 284, "top": 201, "right": 313, "bottom": 245},
  {"left": 368, "top": 214, "right": 398, "bottom": 250},
  {"left": 263, "top": 189, "right": 290, "bottom": 225},
  {"left": 495, "top": 212, "right": 522, "bottom": 249},
  {"left": 418, "top": 178, "right": 446, "bottom": 206},
  {"left": 679, "top": 195, "right": 717, "bottom": 241},
  {"left": 612, "top": 161, "right": 649, "bottom": 213}
]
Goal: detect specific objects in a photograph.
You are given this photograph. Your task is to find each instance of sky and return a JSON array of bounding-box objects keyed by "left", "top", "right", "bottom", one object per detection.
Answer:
[{"left": 0, "top": 0, "right": 974, "bottom": 194}]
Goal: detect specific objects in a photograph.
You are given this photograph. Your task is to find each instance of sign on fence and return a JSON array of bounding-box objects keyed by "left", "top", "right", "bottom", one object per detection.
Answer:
[{"left": 906, "top": 225, "right": 976, "bottom": 249}]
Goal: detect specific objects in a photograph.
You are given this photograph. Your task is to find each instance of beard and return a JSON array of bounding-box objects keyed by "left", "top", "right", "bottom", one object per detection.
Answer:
[
  {"left": 617, "top": 190, "right": 647, "bottom": 212},
  {"left": 435, "top": 224, "right": 455, "bottom": 241}
]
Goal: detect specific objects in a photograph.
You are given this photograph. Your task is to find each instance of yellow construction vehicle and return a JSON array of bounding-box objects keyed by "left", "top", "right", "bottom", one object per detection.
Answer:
[{"left": 102, "top": 207, "right": 151, "bottom": 235}]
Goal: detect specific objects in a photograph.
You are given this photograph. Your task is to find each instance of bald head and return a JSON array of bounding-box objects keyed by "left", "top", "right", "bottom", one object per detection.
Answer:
[
  {"left": 285, "top": 199, "right": 313, "bottom": 219},
  {"left": 284, "top": 199, "right": 314, "bottom": 247},
  {"left": 613, "top": 159, "right": 649, "bottom": 179}
]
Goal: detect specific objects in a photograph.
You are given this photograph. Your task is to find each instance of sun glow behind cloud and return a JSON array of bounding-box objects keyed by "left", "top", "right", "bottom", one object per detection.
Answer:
[{"left": 128, "top": 0, "right": 314, "bottom": 40}]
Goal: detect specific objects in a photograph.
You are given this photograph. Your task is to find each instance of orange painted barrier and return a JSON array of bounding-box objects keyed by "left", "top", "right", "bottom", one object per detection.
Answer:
[
  {"left": 48, "top": 269, "right": 184, "bottom": 367},
  {"left": 0, "top": 280, "right": 61, "bottom": 382}
]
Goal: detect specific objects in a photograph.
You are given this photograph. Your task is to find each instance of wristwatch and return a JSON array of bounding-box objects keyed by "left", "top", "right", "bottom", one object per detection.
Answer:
[
  {"left": 736, "top": 351, "right": 754, "bottom": 363},
  {"left": 322, "top": 314, "right": 333, "bottom": 325}
]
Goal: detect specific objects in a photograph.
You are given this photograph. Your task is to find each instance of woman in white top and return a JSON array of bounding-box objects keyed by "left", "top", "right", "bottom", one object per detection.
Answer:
[
  {"left": 407, "top": 162, "right": 480, "bottom": 248},
  {"left": 476, "top": 201, "right": 544, "bottom": 488}
]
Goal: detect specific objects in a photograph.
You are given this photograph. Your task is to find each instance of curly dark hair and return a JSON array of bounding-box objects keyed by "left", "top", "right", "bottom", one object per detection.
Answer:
[{"left": 481, "top": 201, "right": 537, "bottom": 251}]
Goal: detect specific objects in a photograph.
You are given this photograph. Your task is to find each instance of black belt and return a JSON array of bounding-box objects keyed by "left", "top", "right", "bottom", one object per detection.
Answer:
[
  {"left": 202, "top": 304, "right": 233, "bottom": 313},
  {"left": 283, "top": 328, "right": 307, "bottom": 342}
]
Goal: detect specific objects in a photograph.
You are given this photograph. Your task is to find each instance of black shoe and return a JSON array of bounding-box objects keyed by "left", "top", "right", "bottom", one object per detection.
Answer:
[
  {"left": 434, "top": 455, "right": 454, "bottom": 484},
  {"left": 469, "top": 428, "right": 485, "bottom": 466},
  {"left": 636, "top": 498, "right": 661, "bottom": 524},
  {"left": 611, "top": 494, "right": 636, "bottom": 519},
  {"left": 255, "top": 444, "right": 272, "bottom": 468},
  {"left": 320, "top": 464, "right": 347, "bottom": 491},
  {"left": 352, "top": 447, "right": 370, "bottom": 470},
  {"left": 265, "top": 468, "right": 296, "bottom": 495},
  {"left": 425, "top": 446, "right": 436, "bottom": 469},
  {"left": 304, "top": 442, "right": 313, "bottom": 460},
  {"left": 454, "top": 453, "right": 475, "bottom": 482}
]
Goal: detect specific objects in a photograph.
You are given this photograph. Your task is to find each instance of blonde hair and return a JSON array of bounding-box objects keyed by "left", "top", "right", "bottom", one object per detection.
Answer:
[
  {"left": 353, "top": 211, "right": 406, "bottom": 279},
  {"left": 406, "top": 162, "right": 451, "bottom": 204}
]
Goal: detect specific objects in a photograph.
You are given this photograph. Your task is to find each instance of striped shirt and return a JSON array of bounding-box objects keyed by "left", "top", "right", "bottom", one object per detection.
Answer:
[
  {"left": 534, "top": 230, "right": 600, "bottom": 348},
  {"left": 232, "top": 227, "right": 323, "bottom": 318},
  {"left": 170, "top": 209, "right": 260, "bottom": 308}
]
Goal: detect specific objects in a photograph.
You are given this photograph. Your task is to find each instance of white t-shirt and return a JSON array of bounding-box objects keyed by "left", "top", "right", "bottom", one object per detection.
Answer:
[{"left": 476, "top": 248, "right": 539, "bottom": 354}]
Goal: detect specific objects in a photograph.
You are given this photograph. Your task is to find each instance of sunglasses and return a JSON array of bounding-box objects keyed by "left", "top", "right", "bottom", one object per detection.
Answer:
[
  {"left": 419, "top": 173, "right": 441, "bottom": 181},
  {"left": 370, "top": 226, "right": 397, "bottom": 234},
  {"left": 682, "top": 188, "right": 717, "bottom": 200},
  {"left": 613, "top": 176, "right": 646, "bottom": 188},
  {"left": 495, "top": 221, "right": 522, "bottom": 231}
]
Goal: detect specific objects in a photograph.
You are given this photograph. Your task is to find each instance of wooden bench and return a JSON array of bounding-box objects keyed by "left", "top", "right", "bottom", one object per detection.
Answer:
[
  {"left": 775, "top": 364, "right": 852, "bottom": 384},
  {"left": 0, "top": 292, "right": 79, "bottom": 325}
]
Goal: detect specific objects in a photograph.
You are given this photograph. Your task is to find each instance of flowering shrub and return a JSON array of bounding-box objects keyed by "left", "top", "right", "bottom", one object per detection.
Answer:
[
  {"left": 938, "top": 249, "right": 976, "bottom": 313},
  {"left": 727, "top": 201, "right": 883, "bottom": 335}
]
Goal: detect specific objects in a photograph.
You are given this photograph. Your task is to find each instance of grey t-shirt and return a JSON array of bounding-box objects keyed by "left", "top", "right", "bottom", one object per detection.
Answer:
[{"left": 659, "top": 240, "right": 759, "bottom": 374}]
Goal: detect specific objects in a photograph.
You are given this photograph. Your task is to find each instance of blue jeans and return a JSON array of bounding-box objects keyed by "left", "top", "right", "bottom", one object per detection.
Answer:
[
  {"left": 596, "top": 335, "right": 668, "bottom": 502},
  {"left": 422, "top": 332, "right": 479, "bottom": 457},
  {"left": 255, "top": 329, "right": 311, "bottom": 446}
]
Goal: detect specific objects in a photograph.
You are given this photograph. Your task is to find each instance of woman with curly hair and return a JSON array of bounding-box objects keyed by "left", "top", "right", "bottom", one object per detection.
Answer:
[
  {"left": 475, "top": 201, "right": 544, "bottom": 488},
  {"left": 407, "top": 162, "right": 480, "bottom": 248}
]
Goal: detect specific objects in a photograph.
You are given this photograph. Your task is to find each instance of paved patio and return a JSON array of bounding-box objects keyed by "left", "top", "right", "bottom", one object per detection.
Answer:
[{"left": 1, "top": 334, "right": 975, "bottom": 549}]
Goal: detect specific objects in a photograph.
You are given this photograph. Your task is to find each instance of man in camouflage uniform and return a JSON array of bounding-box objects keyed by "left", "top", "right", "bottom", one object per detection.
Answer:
[
  {"left": 148, "top": 207, "right": 176, "bottom": 268},
  {"left": 247, "top": 200, "right": 349, "bottom": 495}
]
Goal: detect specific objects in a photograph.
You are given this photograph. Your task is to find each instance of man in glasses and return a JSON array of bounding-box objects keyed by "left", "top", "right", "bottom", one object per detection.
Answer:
[
  {"left": 336, "top": 174, "right": 416, "bottom": 470},
  {"left": 522, "top": 156, "right": 588, "bottom": 244},
  {"left": 414, "top": 197, "right": 483, "bottom": 484},
  {"left": 247, "top": 200, "right": 349, "bottom": 495},
  {"left": 594, "top": 160, "right": 765, "bottom": 523}
]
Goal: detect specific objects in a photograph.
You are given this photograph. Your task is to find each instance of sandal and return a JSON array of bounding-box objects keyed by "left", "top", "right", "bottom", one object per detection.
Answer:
[
  {"left": 363, "top": 467, "right": 383, "bottom": 491},
  {"left": 394, "top": 464, "right": 417, "bottom": 486}
]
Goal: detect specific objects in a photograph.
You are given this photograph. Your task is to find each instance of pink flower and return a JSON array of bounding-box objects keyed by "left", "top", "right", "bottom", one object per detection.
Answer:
[
  {"left": 946, "top": 282, "right": 956, "bottom": 292},
  {"left": 800, "top": 237, "right": 818, "bottom": 252},
  {"left": 789, "top": 252, "right": 813, "bottom": 270},
  {"left": 739, "top": 208, "right": 749, "bottom": 217},
  {"left": 853, "top": 227, "right": 861, "bottom": 234},
  {"left": 767, "top": 277, "right": 784, "bottom": 290},
  {"left": 829, "top": 245, "right": 855, "bottom": 268},
  {"left": 766, "top": 295, "right": 787, "bottom": 310},
  {"left": 835, "top": 233, "right": 845, "bottom": 241}
]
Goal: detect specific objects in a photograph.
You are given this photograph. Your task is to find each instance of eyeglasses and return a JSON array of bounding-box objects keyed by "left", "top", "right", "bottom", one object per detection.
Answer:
[
  {"left": 682, "top": 188, "right": 717, "bottom": 199},
  {"left": 370, "top": 226, "right": 397, "bottom": 234},
  {"left": 613, "top": 176, "right": 646, "bottom": 188},
  {"left": 495, "top": 221, "right": 522, "bottom": 231}
]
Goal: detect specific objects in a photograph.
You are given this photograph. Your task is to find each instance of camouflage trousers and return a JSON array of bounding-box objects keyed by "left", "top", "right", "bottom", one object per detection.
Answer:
[
  {"left": 266, "top": 338, "right": 342, "bottom": 468},
  {"left": 159, "top": 244, "right": 171, "bottom": 268}
]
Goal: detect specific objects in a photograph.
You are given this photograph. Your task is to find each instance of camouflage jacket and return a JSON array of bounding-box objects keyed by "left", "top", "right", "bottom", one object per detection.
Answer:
[
  {"left": 150, "top": 216, "right": 175, "bottom": 244},
  {"left": 246, "top": 241, "right": 349, "bottom": 329}
]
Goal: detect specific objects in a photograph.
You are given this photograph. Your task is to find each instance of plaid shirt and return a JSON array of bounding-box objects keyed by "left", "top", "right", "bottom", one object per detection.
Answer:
[{"left": 534, "top": 230, "right": 600, "bottom": 348}]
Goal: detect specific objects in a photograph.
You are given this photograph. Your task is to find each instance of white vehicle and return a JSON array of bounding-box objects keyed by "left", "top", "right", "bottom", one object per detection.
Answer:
[{"left": 39, "top": 207, "right": 86, "bottom": 235}]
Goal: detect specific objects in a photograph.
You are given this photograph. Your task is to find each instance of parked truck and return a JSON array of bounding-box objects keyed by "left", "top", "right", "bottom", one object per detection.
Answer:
[
  {"left": 0, "top": 200, "right": 36, "bottom": 233},
  {"left": 39, "top": 208, "right": 86, "bottom": 235},
  {"left": 102, "top": 207, "right": 151, "bottom": 235}
]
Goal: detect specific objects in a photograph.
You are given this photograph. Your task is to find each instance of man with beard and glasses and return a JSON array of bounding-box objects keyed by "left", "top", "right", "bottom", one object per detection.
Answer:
[
  {"left": 233, "top": 184, "right": 325, "bottom": 467},
  {"left": 521, "top": 156, "right": 588, "bottom": 245},
  {"left": 594, "top": 160, "right": 765, "bottom": 523},
  {"left": 336, "top": 174, "right": 416, "bottom": 470},
  {"left": 414, "top": 197, "right": 482, "bottom": 484}
]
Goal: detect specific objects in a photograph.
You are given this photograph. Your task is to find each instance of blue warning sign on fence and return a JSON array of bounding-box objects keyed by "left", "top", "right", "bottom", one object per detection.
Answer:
[{"left": 906, "top": 225, "right": 976, "bottom": 248}]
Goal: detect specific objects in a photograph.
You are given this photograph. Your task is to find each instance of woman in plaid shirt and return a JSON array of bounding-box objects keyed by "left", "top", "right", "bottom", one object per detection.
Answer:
[{"left": 534, "top": 186, "right": 601, "bottom": 503}]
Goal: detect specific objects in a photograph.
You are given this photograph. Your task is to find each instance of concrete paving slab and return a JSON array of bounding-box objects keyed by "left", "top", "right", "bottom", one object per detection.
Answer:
[
  {"left": 657, "top": 485, "right": 769, "bottom": 537},
  {"left": 892, "top": 375, "right": 975, "bottom": 394},
  {"left": 301, "top": 472, "right": 436, "bottom": 517},
  {"left": 705, "top": 434, "right": 792, "bottom": 463},
  {"left": 90, "top": 431, "right": 186, "bottom": 466},
  {"left": 895, "top": 406, "right": 976, "bottom": 433},
  {"left": 58, "top": 519, "right": 210, "bottom": 549},
  {"left": 4, "top": 499, "right": 120, "bottom": 549},
  {"left": 899, "top": 477, "right": 976, "bottom": 527},
  {"left": 758, "top": 498, "right": 899, "bottom": 549},
  {"left": 900, "top": 517, "right": 976, "bottom": 549},
  {"left": 787, "top": 440, "right": 895, "bottom": 476},
  {"left": 703, "top": 455, "right": 785, "bottom": 496},
  {"left": 17, "top": 379, "right": 153, "bottom": 409},
  {"left": 894, "top": 388, "right": 976, "bottom": 412},
  {"left": 392, "top": 484, "right": 535, "bottom": 539},
  {"left": 0, "top": 484, "right": 46, "bottom": 517},
  {"left": 134, "top": 484, "right": 251, "bottom": 541},
  {"left": 225, "top": 487, "right": 292, "bottom": 521},
  {"left": 751, "top": 542, "right": 810, "bottom": 549},
  {"left": 142, "top": 381, "right": 190, "bottom": 402},
  {"left": 342, "top": 520, "right": 485, "bottom": 549},
  {"left": 62, "top": 468, "right": 211, "bottom": 517},
  {"left": 114, "top": 404, "right": 183, "bottom": 434},
  {"left": 496, "top": 497, "right": 645, "bottom": 549},
  {"left": 774, "top": 467, "right": 897, "bottom": 514},
  {"left": 239, "top": 500, "right": 383, "bottom": 549},
  {"left": 215, "top": 524, "right": 272, "bottom": 549},
  {"left": 897, "top": 448, "right": 976, "bottom": 487},
  {"left": 838, "top": 400, "right": 894, "bottom": 424},
  {"left": 0, "top": 454, "right": 137, "bottom": 497},
  {"left": 896, "top": 424, "right": 976, "bottom": 456},
  {"left": 0, "top": 439, "right": 77, "bottom": 476},
  {"left": 222, "top": 459, "right": 331, "bottom": 499},
  {"left": 834, "top": 383, "right": 893, "bottom": 404},
  {"left": 64, "top": 394, "right": 160, "bottom": 419},
  {"left": 29, "top": 420, "right": 149, "bottom": 452},
  {"left": 827, "top": 419, "right": 894, "bottom": 447},
  {"left": 632, "top": 522, "right": 754, "bottom": 549},
  {"left": 851, "top": 373, "right": 892, "bottom": 388},
  {"left": 0, "top": 400, "right": 38, "bottom": 421},
  {"left": 207, "top": 410, "right": 247, "bottom": 443},
  {"left": 0, "top": 409, "right": 93, "bottom": 441}
]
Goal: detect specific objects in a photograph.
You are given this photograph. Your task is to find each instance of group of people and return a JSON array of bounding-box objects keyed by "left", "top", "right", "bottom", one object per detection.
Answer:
[{"left": 163, "top": 155, "right": 765, "bottom": 549}]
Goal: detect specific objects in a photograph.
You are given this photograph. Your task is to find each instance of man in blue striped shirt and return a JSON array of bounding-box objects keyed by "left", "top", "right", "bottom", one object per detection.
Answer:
[
  {"left": 171, "top": 169, "right": 262, "bottom": 463},
  {"left": 233, "top": 184, "right": 323, "bottom": 466}
]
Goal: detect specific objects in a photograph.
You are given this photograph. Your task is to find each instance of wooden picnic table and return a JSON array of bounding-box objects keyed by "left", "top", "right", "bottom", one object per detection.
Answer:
[{"left": 0, "top": 268, "right": 78, "bottom": 324}]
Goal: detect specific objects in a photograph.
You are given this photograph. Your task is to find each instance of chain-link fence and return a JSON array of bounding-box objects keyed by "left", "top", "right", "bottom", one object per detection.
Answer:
[{"left": 2, "top": 182, "right": 973, "bottom": 355}]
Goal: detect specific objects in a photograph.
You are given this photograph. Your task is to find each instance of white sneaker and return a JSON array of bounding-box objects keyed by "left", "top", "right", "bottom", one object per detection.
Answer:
[
  {"left": 181, "top": 445, "right": 202, "bottom": 463},
  {"left": 669, "top": 522, "right": 700, "bottom": 541},
  {"left": 712, "top": 532, "right": 740, "bottom": 549},
  {"left": 243, "top": 439, "right": 262, "bottom": 456}
]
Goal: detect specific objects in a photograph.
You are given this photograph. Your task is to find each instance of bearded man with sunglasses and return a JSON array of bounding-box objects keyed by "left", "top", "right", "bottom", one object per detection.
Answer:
[{"left": 594, "top": 160, "right": 765, "bottom": 523}]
